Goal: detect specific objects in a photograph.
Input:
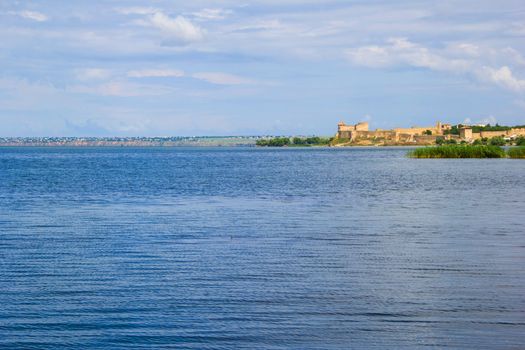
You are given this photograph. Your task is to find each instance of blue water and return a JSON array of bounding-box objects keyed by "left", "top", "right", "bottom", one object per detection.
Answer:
[{"left": 0, "top": 147, "right": 524, "bottom": 349}]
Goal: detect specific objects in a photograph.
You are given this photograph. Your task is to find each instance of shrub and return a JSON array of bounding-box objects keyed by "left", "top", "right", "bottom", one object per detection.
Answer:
[
  {"left": 515, "top": 136, "right": 525, "bottom": 146},
  {"left": 489, "top": 136, "right": 506, "bottom": 146},
  {"left": 408, "top": 145, "right": 506, "bottom": 158},
  {"left": 268, "top": 137, "right": 290, "bottom": 147},
  {"left": 256, "top": 137, "right": 290, "bottom": 147},
  {"left": 507, "top": 147, "right": 525, "bottom": 159},
  {"left": 292, "top": 137, "right": 306, "bottom": 145}
]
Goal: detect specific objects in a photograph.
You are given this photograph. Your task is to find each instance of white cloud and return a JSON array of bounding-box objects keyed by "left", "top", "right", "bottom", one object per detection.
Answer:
[
  {"left": 17, "top": 11, "right": 48, "bottom": 22},
  {"left": 117, "top": 7, "right": 159, "bottom": 15},
  {"left": 344, "top": 46, "right": 390, "bottom": 68},
  {"left": 346, "top": 38, "right": 525, "bottom": 93},
  {"left": 346, "top": 37, "right": 469, "bottom": 73},
  {"left": 127, "top": 69, "right": 185, "bottom": 78},
  {"left": 231, "top": 19, "right": 283, "bottom": 32},
  {"left": 464, "top": 116, "right": 498, "bottom": 126},
  {"left": 76, "top": 68, "right": 112, "bottom": 81},
  {"left": 192, "top": 8, "right": 232, "bottom": 21},
  {"left": 69, "top": 81, "right": 172, "bottom": 97},
  {"left": 447, "top": 43, "right": 480, "bottom": 57},
  {"left": 149, "top": 13, "right": 204, "bottom": 43},
  {"left": 501, "top": 47, "right": 525, "bottom": 66},
  {"left": 479, "top": 66, "right": 525, "bottom": 92},
  {"left": 192, "top": 72, "right": 254, "bottom": 85}
]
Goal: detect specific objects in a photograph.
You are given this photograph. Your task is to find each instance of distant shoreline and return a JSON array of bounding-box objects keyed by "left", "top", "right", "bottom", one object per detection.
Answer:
[{"left": 0, "top": 136, "right": 259, "bottom": 147}]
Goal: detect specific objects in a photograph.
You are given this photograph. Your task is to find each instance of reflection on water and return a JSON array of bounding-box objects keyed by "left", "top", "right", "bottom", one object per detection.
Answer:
[{"left": 0, "top": 147, "right": 524, "bottom": 349}]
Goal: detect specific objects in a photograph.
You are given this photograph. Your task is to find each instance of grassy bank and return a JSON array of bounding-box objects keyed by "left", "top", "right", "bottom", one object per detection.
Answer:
[
  {"left": 507, "top": 147, "right": 525, "bottom": 159},
  {"left": 408, "top": 145, "right": 506, "bottom": 158}
]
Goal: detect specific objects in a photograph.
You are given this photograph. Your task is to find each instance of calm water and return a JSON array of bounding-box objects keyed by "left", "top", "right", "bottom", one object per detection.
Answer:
[{"left": 0, "top": 147, "right": 524, "bottom": 349}]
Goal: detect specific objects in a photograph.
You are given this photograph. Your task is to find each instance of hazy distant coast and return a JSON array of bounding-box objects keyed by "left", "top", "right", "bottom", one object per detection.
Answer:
[{"left": 0, "top": 136, "right": 261, "bottom": 147}]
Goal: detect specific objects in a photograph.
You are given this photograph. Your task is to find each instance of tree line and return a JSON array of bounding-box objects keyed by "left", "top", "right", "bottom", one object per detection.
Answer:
[{"left": 256, "top": 136, "right": 333, "bottom": 147}]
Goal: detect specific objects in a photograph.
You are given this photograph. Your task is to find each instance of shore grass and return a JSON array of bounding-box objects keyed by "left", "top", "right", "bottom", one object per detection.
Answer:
[
  {"left": 507, "top": 147, "right": 525, "bottom": 159},
  {"left": 408, "top": 145, "right": 506, "bottom": 158}
]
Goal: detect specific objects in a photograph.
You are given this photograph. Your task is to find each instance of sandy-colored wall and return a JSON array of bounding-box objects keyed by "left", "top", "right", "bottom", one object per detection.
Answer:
[
  {"left": 353, "top": 130, "right": 397, "bottom": 139},
  {"left": 393, "top": 127, "right": 439, "bottom": 135},
  {"left": 479, "top": 130, "right": 509, "bottom": 138},
  {"left": 355, "top": 122, "right": 369, "bottom": 131},
  {"left": 510, "top": 128, "right": 525, "bottom": 136}
]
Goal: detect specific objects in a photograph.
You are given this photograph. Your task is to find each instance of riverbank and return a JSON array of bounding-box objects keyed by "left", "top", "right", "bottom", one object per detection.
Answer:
[{"left": 408, "top": 145, "right": 525, "bottom": 158}]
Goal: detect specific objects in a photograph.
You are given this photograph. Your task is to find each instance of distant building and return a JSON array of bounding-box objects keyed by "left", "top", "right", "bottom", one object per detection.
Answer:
[
  {"left": 336, "top": 121, "right": 453, "bottom": 145},
  {"left": 459, "top": 127, "right": 473, "bottom": 141},
  {"left": 459, "top": 126, "right": 525, "bottom": 141}
]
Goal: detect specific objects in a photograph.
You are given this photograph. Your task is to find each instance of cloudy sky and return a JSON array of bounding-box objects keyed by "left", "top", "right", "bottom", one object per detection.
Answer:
[{"left": 1, "top": 0, "right": 524, "bottom": 136}]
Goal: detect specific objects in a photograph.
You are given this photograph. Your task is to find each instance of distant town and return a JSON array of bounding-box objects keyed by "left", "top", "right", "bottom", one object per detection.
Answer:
[{"left": 0, "top": 136, "right": 261, "bottom": 147}]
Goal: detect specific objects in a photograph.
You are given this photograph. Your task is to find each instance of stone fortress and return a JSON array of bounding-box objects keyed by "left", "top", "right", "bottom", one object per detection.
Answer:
[
  {"left": 336, "top": 120, "right": 525, "bottom": 145},
  {"left": 458, "top": 126, "right": 525, "bottom": 141},
  {"left": 337, "top": 121, "right": 453, "bottom": 145}
]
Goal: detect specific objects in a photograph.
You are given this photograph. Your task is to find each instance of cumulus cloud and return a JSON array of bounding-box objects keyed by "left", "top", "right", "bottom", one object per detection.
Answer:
[
  {"left": 192, "top": 72, "right": 254, "bottom": 85},
  {"left": 149, "top": 12, "right": 204, "bottom": 43},
  {"left": 16, "top": 10, "right": 48, "bottom": 22},
  {"left": 463, "top": 116, "right": 497, "bottom": 126},
  {"left": 479, "top": 66, "right": 525, "bottom": 92},
  {"left": 127, "top": 69, "right": 185, "bottom": 78},
  {"left": 119, "top": 8, "right": 205, "bottom": 44},
  {"left": 346, "top": 38, "right": 525, "bottom": 93}
]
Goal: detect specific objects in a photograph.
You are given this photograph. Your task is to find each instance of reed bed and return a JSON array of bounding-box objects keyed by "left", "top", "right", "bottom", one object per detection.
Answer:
[
  {"left": 507, "top": 147, "right": 525, "bottom": 159},
  {"left": 408, "top": 145, "right": 506, "bottom": 158}
]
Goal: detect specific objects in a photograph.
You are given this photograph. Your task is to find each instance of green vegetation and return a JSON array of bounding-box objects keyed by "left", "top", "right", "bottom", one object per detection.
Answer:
[
  {"left": 444, "top": 125, "right": 460, "bottom": 135},
  {"left": 507, "top": 147, "right": 525, "bottom": 159},
  {"left": 409, "top": 145, "right": 506, "bottom": 158},
  {"left": 472, "top": 124, "right": 510, "bottom": 132},
  {"left": 291, "top": 136, "right": 332, "bottom": 146},
  {"left": 444, "top": 124, "right": 525, "bottom": 136},
  {"left": 256, "top": 136, "right": 332, "bottom": 147},
  {"left": 330, "top": 137, "right": 350, "bottom": 145},
  {"left": 256, "top": 137, "right": 290, "bottom": 147},
  {"left": 515, "top": 136, "right": 525, "bottom": 146},
  {"left": 436, "top": 138, "right": 457, "bottom": 145},
  {"left": 489, "top": 136, "right": 506, "bottom": 146},
  {"left": 423, "top": 130, "right": 432, "bottom": 135}
]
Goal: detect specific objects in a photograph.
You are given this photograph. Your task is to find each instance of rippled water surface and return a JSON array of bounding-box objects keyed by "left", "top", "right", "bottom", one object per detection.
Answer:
[{"left": 1, "top": 147, "right": 524, "bottom": 349}]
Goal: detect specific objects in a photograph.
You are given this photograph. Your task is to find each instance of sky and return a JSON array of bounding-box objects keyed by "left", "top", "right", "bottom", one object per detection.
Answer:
[{"left": 1, "top": 0, "right": 524, "bottom": 136}]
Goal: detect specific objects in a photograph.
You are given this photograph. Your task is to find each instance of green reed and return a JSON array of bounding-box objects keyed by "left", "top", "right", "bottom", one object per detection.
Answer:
[{"left": 408, "top": 145, "right": 506, "bottom": 158}]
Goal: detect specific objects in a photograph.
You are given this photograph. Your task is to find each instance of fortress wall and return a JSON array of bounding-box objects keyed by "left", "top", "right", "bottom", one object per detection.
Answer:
[
  {"left": 355, "top": 122, "right": 369, "bottom": 131},
  {"left": 393, "top": 127, "right": 436, "bottom": 135},
  {"left": 414, "top": 135, "right": 439, "bottom": 145},
  {"left": 338, "top": 131, "right": 353, "bottom": 139},
  {"left": 338, "top": 125, "right": 356, "bottom": 132},
  {"left": 353, "top": 130, "right": 397, "bottom": 139},
  {"left": 510, "top": 128, "right": 525, "bottom": 136},
  {"left": 466, "top": 129, "right": 525, "bottom": 140},
  {"left": 479, "top": 130, "right": 509, "bottom": 138},
  {"left": 396, "top": 133, "right": 416, "bottom": 142}
]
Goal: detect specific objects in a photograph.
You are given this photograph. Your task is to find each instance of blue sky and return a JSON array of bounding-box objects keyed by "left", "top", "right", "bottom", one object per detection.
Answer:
[{"left": 1, "top": 0, "right": 524, "bottom": 136}]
